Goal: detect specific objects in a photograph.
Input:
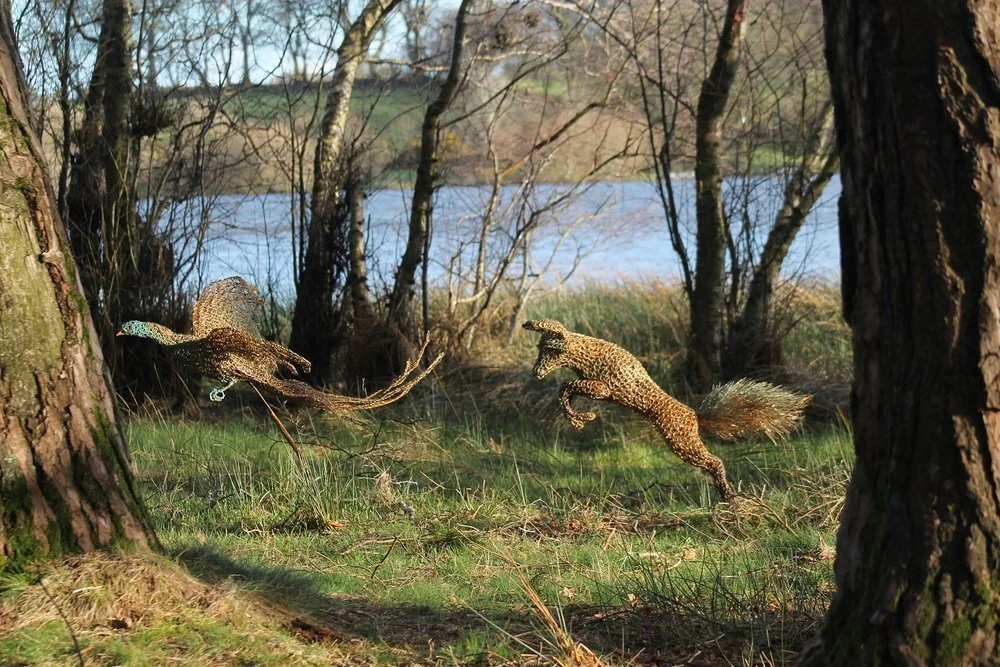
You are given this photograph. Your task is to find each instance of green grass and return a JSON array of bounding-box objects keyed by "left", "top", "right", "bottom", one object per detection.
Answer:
[
  {"left": 146, "top": 410, "right": 849, "bottom": 661},
  {"left": 0, "top": 403, "right": 850, "bottom": 665},
  {"left": 213, "top": 81, "right": 429, "bottom": 127}
]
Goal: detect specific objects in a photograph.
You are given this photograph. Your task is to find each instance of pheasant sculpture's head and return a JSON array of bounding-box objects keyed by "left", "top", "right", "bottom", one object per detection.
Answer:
[
  {"left": 117, "top": 320, "right": 149, "bottom": 338},
  {"left": 522, "top": 318, "right": 571, "bottom": 379},
  {"left": 116, "top": 320, "right": 183, "bottom": 345}
]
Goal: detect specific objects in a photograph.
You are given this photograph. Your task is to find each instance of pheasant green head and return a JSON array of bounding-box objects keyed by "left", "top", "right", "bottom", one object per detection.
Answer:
[
  {"left": 118, "top": 320, "right": 155, "bottom": 338},
  {"left": 117, "top": 320, "right": 187, "bottom": 345}
]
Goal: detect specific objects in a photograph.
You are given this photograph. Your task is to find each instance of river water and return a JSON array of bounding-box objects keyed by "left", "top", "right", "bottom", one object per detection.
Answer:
[{"left": 170, "top": 175, "right": 841, "bottom": 296}]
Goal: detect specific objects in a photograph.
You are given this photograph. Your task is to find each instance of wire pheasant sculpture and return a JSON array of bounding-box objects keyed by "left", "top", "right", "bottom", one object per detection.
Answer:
[{"left": 117, "top": 276, "right": 441, "bottom": 414}]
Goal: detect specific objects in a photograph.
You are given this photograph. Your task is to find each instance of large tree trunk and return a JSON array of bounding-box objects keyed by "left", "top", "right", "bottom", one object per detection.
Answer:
[
  {"left": 800, "top": 0, "right": 1000, "bottom": 663},
  {"left": 723, "top": 103, "right": 837, "bottom": 378},
  {"left": 289, "top": 0, "right": 401, "bottom": 386},
  {"left": 386, "top": 0, "right": 473, "bottom": 332},
  {"left": 0, "top": 3, "right": 154, "bottom": 570},
  {"left": 687, "top": 0, "right": 749, "bottom": 390}
]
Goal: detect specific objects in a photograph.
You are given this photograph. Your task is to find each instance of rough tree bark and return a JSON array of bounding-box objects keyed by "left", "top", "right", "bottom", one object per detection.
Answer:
[
  {"left": 387, "top": 0, "right": 473, "bottom": 332},
  {"left": 723, "top": 103, "right": 837, "bottom": 378},
  {"left": 0, "top": 2, "right": 154, "bottom": 571},
  {"left": 687, "top": 0, "right": 749, "bottom": 390},
  {"left": 799, "top": 0, "right": 1000, "bottom": 663},
  {"left": 289, "top": 0, "right": 401, "bottom": 385}
]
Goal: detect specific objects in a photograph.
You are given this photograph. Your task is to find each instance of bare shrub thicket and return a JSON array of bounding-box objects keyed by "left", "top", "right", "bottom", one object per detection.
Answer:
[{"left": 13, "top": 0, "right": 836, "bottom": 398}]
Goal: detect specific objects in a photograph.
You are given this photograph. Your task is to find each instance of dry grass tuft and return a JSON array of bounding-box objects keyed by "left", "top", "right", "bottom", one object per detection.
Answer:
[
  {"left": 475, "top": 554, "right": 606, "bottom": 667},
  {"left": 514, "top": 571, "right": 605, "bottom": 667},
  {"left": 0, "top": 551, "right": 354, "bottom": 664},
  {"left": 1, "top": 552, "right": 223, "bottom": 633}
]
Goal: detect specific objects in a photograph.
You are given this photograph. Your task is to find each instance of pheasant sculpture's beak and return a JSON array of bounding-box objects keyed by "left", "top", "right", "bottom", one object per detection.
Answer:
[{"left": 116, "top": 321, "right": 137, "bottom": 337}]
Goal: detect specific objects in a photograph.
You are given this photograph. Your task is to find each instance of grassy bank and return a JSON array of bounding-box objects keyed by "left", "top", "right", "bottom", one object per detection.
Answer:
[{"left": 0, "top": 282, "right": 852, "bottom": 665}]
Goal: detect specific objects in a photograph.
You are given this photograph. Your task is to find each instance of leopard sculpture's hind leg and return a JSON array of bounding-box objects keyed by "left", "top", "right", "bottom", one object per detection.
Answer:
[
  {"left": 562, "top": 377, "right": 737, "bottom": 500},
  {"left": 649, "top": 403, "right": 737, "bottom": 500},
  {"left": 672, "top": 433, "right": 736, "bottom": 500}
]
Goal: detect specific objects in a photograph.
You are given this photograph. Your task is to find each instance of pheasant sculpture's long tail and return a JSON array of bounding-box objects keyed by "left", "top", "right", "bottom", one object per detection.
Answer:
[{"left": 256, "top": 338, "right": 443, "bottom": 415}]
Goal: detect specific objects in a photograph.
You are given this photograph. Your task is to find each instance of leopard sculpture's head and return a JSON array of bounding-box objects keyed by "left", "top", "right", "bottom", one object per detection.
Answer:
[{"left": 522, "top": 318, "right": 572, "bottom": 379}]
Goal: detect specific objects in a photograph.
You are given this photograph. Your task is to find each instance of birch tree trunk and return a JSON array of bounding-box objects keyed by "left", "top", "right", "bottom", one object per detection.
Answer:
[
  {"left": 289, "top": 0, "right": 401, "bottom": 385},
  {"left": 0, "top": 2, "right": 154, "bottom": 571},
  {"left": 800, "top": 0, "right": 1000, "bottom": 662},
  {"left": 345, "top": 168, "right": 373, "bottom": 325}
]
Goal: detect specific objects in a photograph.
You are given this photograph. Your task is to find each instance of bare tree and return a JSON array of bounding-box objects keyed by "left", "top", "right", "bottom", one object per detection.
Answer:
[
  {"left": 573, "top": 0, "right": 833, "bottom": 388},
  {"left": 702, "top": 0, "right": 835, "bottom": 379},
  {"left": 797, "top": 0, "right": 1000, "bottom": 662},
  {"left": 439, "top": 62, "right": 634, "bottom": 350},
  {"left": 401, "top": 0, "right": 430, "bottom": 70},
  {"left": 723, "top": 102, "right": 836, "bottom": 377},
  {"left": 234, "top": 0, "right": 258, "bottom": 85},
  {"left": 686, "top": 0, "right": 748, "bottom": 389},
  {"left": 288, "top": 0, "right": 403, "bottom": 386},
  {"left": 65, "top": 0, "right": 140, "bottom": 311},
  {"left": 0, "top": 0, "right": 154, "bottom": 566},
  {"left": 386, "top": 0, "right": 474, "bottom": 334},
  {"left": 47, "top": 0, "right": 194, "bottom": 398}
]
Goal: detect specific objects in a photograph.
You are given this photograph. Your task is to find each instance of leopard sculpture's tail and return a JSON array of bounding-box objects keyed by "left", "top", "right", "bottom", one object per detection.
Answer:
[{"left": 696, "top": 379, "right": 811, "bottom": 441}]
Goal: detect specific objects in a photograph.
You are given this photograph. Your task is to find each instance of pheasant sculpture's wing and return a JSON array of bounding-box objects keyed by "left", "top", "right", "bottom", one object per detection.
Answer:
[{"left": 192, "top": 276, "right": 264, "bottom": 338}]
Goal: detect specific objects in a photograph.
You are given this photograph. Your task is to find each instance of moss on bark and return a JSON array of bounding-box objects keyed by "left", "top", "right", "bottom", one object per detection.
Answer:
[{"left": 0, "top": 0, "right": 155, "bottom": 570}]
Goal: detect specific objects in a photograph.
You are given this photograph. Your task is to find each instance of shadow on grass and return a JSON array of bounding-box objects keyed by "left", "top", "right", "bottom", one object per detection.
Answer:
[
  {"left": 175, "top": 544, "right": 525, "bottom": 656},
  {"left": 564, "top": 604, "right": 825, "bottom": 666},
  {"left": 175, "top": 544, "right": 824, "bottom": 665}
]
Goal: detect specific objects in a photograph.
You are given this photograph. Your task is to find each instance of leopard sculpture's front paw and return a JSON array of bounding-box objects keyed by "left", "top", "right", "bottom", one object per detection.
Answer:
[{"left": 566, "top": 410, "right": 597, "bottom": 430}]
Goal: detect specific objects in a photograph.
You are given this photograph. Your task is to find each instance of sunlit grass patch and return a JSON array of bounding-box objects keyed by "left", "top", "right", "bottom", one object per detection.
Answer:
[
  {"left": 0, "top": 552, "right": 349, "bottom": 666},
  {"left": 107, "top": 394, "right": 850, "bottom": 663}
]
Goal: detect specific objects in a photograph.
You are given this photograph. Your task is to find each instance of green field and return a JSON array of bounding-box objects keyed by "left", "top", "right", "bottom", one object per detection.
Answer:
[{"left": 0, "top": 283, "right": 852, "bottom": 665}]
